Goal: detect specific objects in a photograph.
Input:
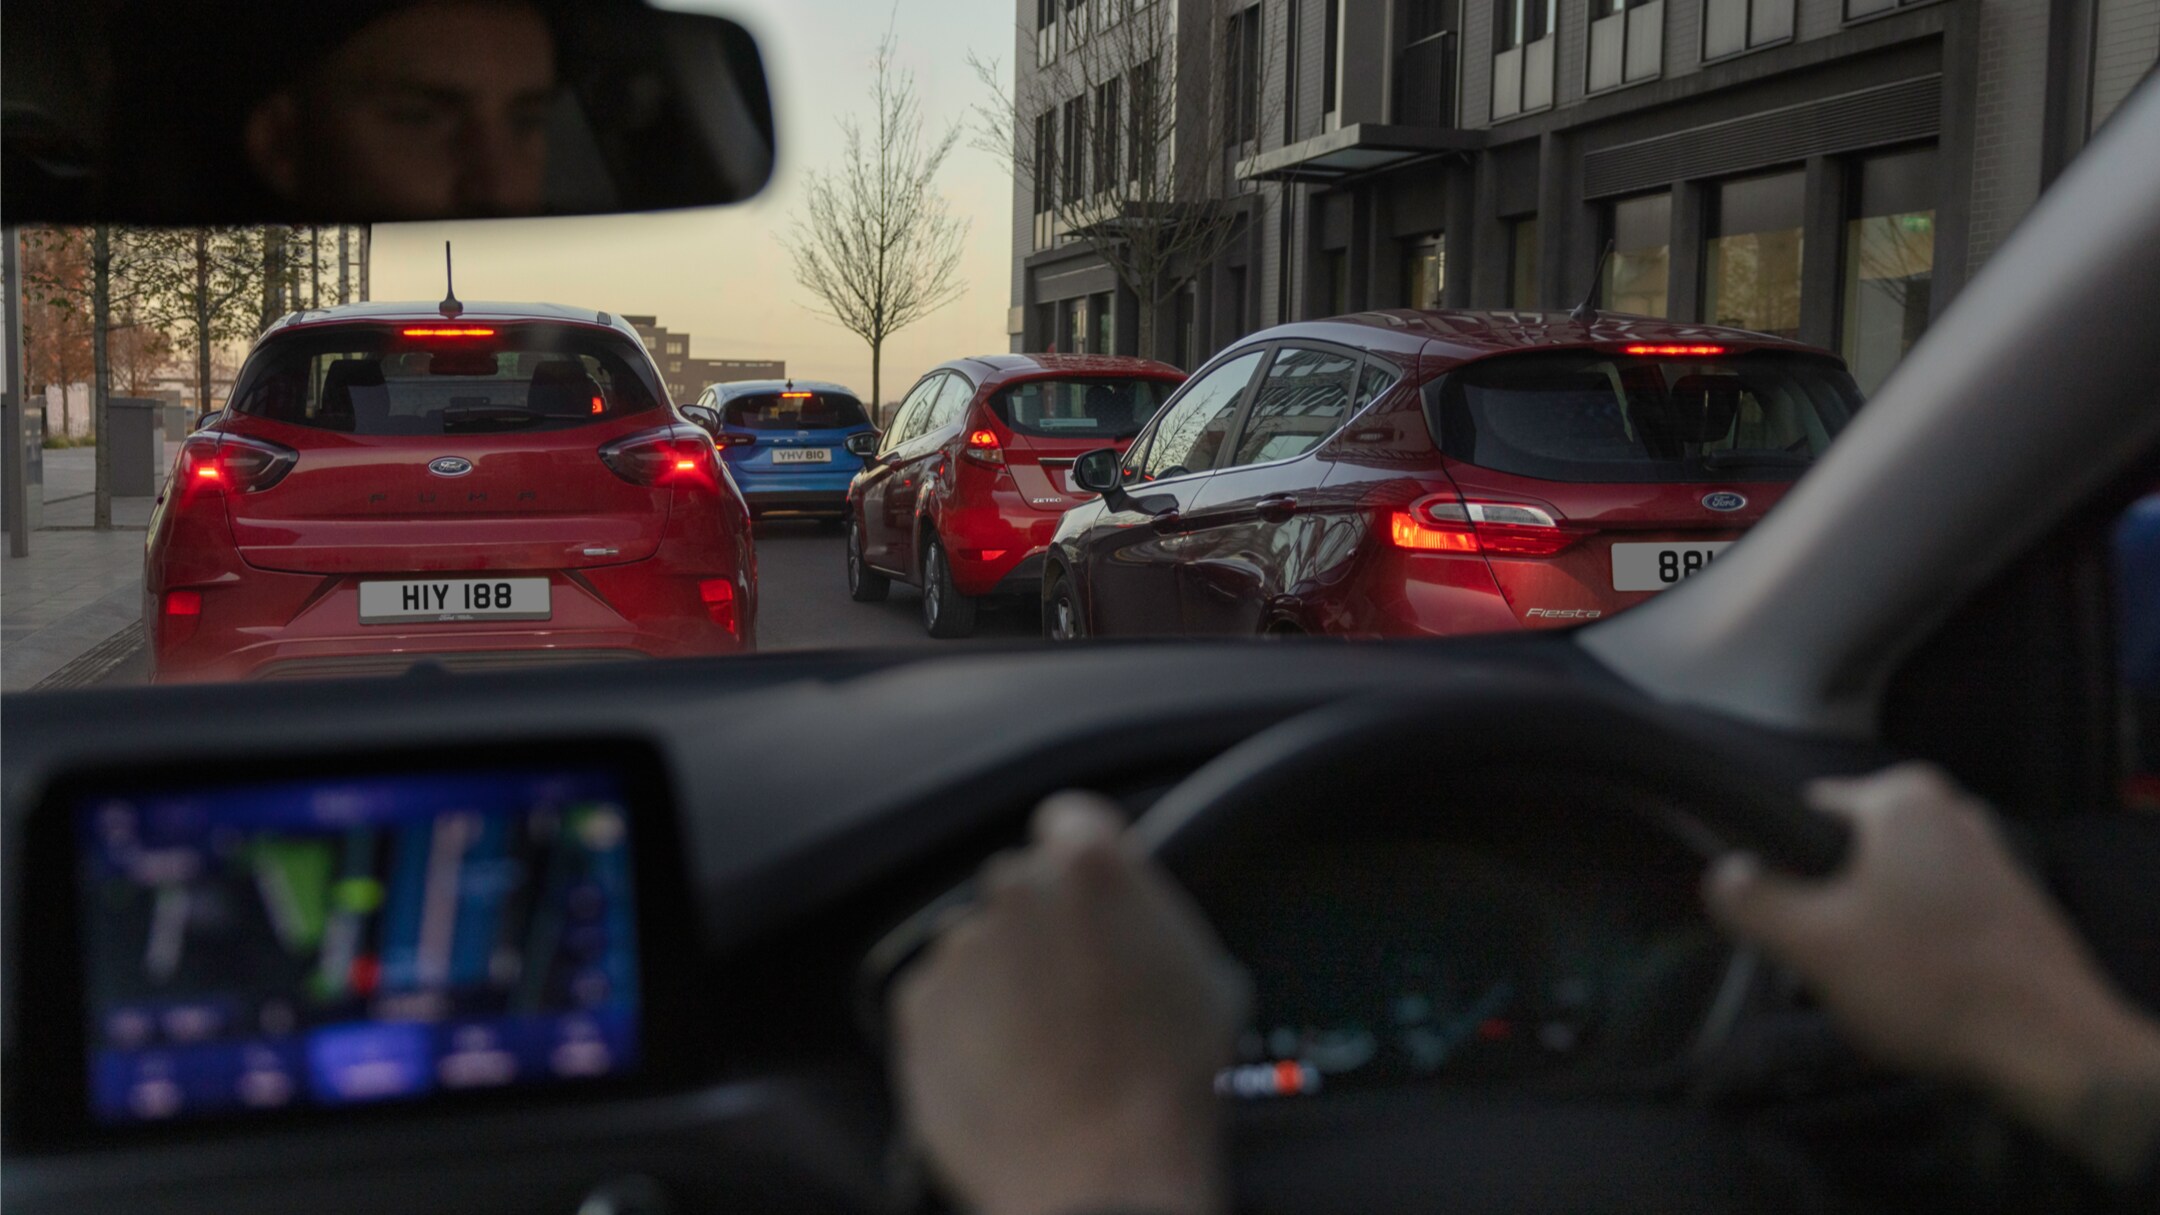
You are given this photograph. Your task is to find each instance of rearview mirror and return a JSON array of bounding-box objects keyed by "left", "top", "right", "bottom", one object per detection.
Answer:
[
  {"left": 843, "top": 431, "right": 881, "bottom": 459},
  {"left": 1071, "top": 447, "right": 1125, "bottom": 496},
  {"left": 680, "top": 404, "right": 722, "bottom": 437},
  {"left": 4, "top": 0, "right": 777, "bottom": 224}
]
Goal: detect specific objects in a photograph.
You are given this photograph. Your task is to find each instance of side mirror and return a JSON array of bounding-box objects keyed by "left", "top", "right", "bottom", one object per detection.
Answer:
[
  {"left": 1071, "top": 447, "right": 1126, "bottom": 496},
  {"left": 843, "top": 431, "right": 881, "bottom": 459},
  {"left": 680, "top": 403, "right": 722, "bottom": 437},
  {"left": 193, "top": 410, "right": 225, "bottom": 432}
]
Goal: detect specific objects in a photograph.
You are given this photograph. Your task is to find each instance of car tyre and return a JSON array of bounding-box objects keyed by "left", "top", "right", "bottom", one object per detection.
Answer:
[
  {"left": 921, "top": 537, "right": 978, "bottom": 638},
  {"left": 847, "top": 518, "right": 890, "bottom": 603},
  {"left": 1044, "top": 574, "right": 1085, "bottom": 642}
]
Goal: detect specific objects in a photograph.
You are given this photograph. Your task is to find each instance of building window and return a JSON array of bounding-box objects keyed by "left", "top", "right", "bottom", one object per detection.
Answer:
[
  {"left": 1090, "top": 291, "right": 1115, "bottom": 353},
  {"left": 1587, "top": 0, "right": 1662, "bottom": 93},
  {"left": 1508, "top": 217, "right": 1540, "bottom": 308},
  {"left": 1703, "top": 0, "right": 1794, "bottom": 60},
  {"left": 1705, "top": 170, "right": 1804, "bottom": 339},
  {"left": 2091, "top": 0, "right": 2160, "bottom": 135},
  {"left": 1094, "top": 79, "right": 1121, "bottom": 198},
  {"left": 1061, "top": 97, "right": 1086, "bottom": 201},
  {"left": 1493, "top": 0, "right": 1557, "bottom": 119},
  {"left": 1064, "top": 0, "right": 1087, "bottom": 48},
  {"left": 1037, "top": 0, "right": 1057, "bottom": 65},
  {"left": 1225, "top": 5, "right": 1262, "bottom": 147},
  {"left": 1842, "top": 147, "right": 1936, "bottom": 395},
  {"left": 1605, "top": 192, "right": 1670, "bottom": 317},
  {"left": 1322, "top": 0, "right": 1340, "bottom": 119},
  {"left": 1398, "top": 0, "right": 1461, "bottom": 127},
  {"left": 1844, "top": 0, "right": 1931, "bottom": 20},
  {"left": 1405, "top": 235, "right": 1446, "bottom": 310},
  {"left": 1127, "top": 59, "right": 1157, "bottom": 185}
]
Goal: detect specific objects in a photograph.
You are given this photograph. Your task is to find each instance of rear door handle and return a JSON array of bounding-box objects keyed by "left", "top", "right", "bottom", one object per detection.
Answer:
[{"left": 1255, "top": 495, "right": 1299, "bottom": 523}]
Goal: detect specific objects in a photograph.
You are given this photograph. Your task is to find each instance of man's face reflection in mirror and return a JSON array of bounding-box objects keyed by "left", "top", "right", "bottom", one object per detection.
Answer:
[{"left": 245, "top": 0, "right": 558, "bottom": 219}]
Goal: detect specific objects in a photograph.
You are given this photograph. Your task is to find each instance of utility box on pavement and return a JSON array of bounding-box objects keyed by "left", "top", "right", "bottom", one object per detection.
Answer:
[
  {"left": 5, "top": 402, "right": 45, "bottom": 534},
  {"left": 108, "top": 397, "right": 166, "bottom": 497},
  {"left": 163, "top": 403, "right": 192, "bottom": 437}
]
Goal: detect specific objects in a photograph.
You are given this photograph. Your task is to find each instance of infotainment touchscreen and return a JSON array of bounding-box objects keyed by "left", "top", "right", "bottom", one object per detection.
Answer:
[{"left": 74, "top": 769, "right": 641, "bottom": 1125}]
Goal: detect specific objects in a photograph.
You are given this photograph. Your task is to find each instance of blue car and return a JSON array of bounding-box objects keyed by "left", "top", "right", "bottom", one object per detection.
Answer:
[{"left": 692, "top": 380, "right": 875, "bottom": 519}]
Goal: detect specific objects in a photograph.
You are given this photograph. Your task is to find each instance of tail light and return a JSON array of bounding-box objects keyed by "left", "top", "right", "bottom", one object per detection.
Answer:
[
  {"left": 961, "top": 428, "right": 1006, "bottom": 468},
  {"left": 178, "top": 435, "right": 299, "bottom": 494},
  {"left": 698, "top": 578, "right": 738, "bottom": 635},
  {"left": 600, "top": 425, "right": 719, "bottom": 487},
  {"left": 1389, "top": 496, "right": 1586, "bottom": 557}
]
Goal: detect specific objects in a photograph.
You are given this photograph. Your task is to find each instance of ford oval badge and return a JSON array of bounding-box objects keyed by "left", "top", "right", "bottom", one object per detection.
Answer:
[
  {"left": 1702, "top": 491, "right": 1747, "bottom": 512},
  {"left": 428, "top": 456, "right": 473, "bottom": 478}
]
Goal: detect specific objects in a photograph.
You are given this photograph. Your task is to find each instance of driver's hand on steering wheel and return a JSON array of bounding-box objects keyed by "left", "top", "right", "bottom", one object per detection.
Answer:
[
  {"left": 1707, "top": 762, "right": 2160, "bottom": 1183},
  {"left": 893, "top": 792, "right": 1250, "bottom": 1215}
]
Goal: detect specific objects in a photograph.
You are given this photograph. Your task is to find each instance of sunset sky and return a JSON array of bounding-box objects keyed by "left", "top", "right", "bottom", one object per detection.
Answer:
[{"left": 370, "top": 0, "right": 1016, "bottom": 404}]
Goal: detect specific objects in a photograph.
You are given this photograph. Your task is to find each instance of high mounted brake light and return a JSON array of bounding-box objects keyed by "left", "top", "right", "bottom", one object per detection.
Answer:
[
  {"left": 1622, "top": 344, "right": 1726, "bottom": 356},
  {"left": 401, "top": 327, "right": 497, "bottom": 338},
  {"left": 779, "top": 391, "right": 813, "bottom": 399}
]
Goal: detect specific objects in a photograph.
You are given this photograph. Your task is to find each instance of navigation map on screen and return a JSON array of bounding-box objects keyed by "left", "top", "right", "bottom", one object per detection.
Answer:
[{"left": 75, "top": 769, "right": 641, "bottom": 1125}]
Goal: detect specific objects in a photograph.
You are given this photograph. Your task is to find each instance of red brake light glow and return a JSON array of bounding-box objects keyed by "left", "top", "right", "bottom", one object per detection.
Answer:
[
  {"left": 164, "top": 591, "right": 203, "bottom": 617},
  {"left": 1389, "top": 497, "right": 1587, "bottom": 557},
  {"left": 194, "top": 465, "right": 222, "bottom": 481},
  {"left": 1390, "top": 510, "right": 1481, "bottom": 552},
  {"left": 698, "top": 578, "right": 739, "bottom": 635},
  {"left": 962, "top": 428, "right": 1006, "bottom": 468},
  {"left": 1622, "top": 344, "right": 1726, "bottom": 356},
  {"left": 400, "top": 327, "right": 497, "bottom": 338},
  {"left": 599, "top": 426, "right": 719, "bottom": 487},
  {"left": 590, "top": 395, "right": 605, "bottom": 415}
]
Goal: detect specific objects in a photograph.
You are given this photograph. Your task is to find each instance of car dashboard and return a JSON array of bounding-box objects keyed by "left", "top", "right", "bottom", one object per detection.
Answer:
[{"left": 3, "top": 639, "right": 2144, "bottom": 1214}]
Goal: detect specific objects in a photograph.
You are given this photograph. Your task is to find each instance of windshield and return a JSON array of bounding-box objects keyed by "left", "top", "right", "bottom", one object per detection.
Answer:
[
  {"left": 2, "top": 0, "right": 2148, "bottom": 707},
  {"left": 722, "top": 392, "right": 868, "bottom": 431},
  {"left": 232, "top": 324, "right": 663, "bottom": 435},
  {"left": 990, "top": 377, "right": 1175, "bottom": 439}
]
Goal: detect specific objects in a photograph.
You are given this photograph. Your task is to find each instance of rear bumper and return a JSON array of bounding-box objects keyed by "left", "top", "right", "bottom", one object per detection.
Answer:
[
  {"left": 151, "top": 559, "right": 752, "bottom": 684},
  {"left": 942, "top": 493, "right": 1064, "bottom": 597},
  {"left": 726, "top": 464, "right": 862, "bottom": 497}
]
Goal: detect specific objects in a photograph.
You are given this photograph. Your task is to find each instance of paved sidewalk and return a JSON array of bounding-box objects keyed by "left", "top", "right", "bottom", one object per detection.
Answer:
[{"left": 1, "top": 444, "right": 176, "bottom": 691}]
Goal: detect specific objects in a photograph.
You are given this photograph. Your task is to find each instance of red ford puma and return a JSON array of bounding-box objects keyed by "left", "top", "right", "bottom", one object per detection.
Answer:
[{"left": 145, "top": 302, "right": 757, "bottom": 682}]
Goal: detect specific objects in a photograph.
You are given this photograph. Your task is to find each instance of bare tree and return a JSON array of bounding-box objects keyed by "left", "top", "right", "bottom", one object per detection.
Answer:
[
  {"left": 974, "top": 0, "right": 1282, "bottom": 362},
  {"left": 27, "top": 226, "right": 168, "bottom": 526},
  {"left": 783, "top": 34, "right": 970, "bottom": 409},
  {"left": 137, "top": 229, "right": 270, "bottom": 417}
]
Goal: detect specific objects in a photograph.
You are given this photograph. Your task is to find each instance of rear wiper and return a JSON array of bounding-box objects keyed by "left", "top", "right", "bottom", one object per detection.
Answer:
[
  {"left": 443, "top": 406, "right": 545, "bottom": 432},
  {"left": 1700, "top": 449, "right": 1811, "bottom": 470}
]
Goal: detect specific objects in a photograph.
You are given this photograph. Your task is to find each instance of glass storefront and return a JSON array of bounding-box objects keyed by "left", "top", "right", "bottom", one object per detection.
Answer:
[
  {"left": 1605, "top": 192, "right": 1670, "bottom": 317},
  {"left": 1405, "top": 235, "right": 1446, "bottom": 309},
  {"left": 1705, "top": 170, "right": 1804, "bottom": 339},
  {"left": 1510, "top": 217, "right": 1540, "bottom": 308},
  {"left": 1842, "top": 148, "right": 1935, "bottom": 395}
]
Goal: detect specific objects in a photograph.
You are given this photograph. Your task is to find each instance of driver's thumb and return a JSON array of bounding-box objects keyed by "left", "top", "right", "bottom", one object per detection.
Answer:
[{"left": 1704, "top": 852, "right": 1830, "bottom": 962}]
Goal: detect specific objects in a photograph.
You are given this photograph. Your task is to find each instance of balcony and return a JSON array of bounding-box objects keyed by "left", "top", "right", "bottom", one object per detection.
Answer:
[
  {"left": 1588, "top": 0, "right": 1663, "bottom": 94},
  {"left": 1238, "top": 123, "right": 1483, "bottom": 184},
  {"left": 1395, "top": 32, "right": 1460, "bottom": 128},
  {"left": 1491, "top": 35, "right": 1555, "bottom": 121}
]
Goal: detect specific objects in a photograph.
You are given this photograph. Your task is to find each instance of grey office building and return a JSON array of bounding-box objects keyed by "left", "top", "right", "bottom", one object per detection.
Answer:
[{"left": 1007, "top": 0, "right": 2157, "bottom": 393}]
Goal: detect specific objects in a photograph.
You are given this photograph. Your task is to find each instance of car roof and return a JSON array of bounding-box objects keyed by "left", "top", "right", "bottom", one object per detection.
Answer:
[
  {"left": 943, "top": 352, "right": 1188, "bottom": 387},
  {"left": 707, "top": 379, "right": 860, "bottom": 399},
  {"left": 1237, "top": 310, "right": 1831, "bottom": 365}
]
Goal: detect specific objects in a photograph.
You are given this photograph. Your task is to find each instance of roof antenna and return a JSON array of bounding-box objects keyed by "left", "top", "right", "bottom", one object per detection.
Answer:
[
  {"left": 1570, "top": 239, "right": 1616, "bottom": 324},
  {"left": 439, "top": 241, "right": 463, "bottom": 319}
]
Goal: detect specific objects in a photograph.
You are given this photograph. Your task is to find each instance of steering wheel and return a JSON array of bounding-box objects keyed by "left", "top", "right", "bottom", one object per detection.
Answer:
[
  {"left": 866, "top": 680, "right": 1865, "bottom": 1212},
  {"left": 866, "top": 677, "right": 1848, "bottom": 1018},
  {"left": 1127, "top": 679, "right": 1851, "bottom": 877}
]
